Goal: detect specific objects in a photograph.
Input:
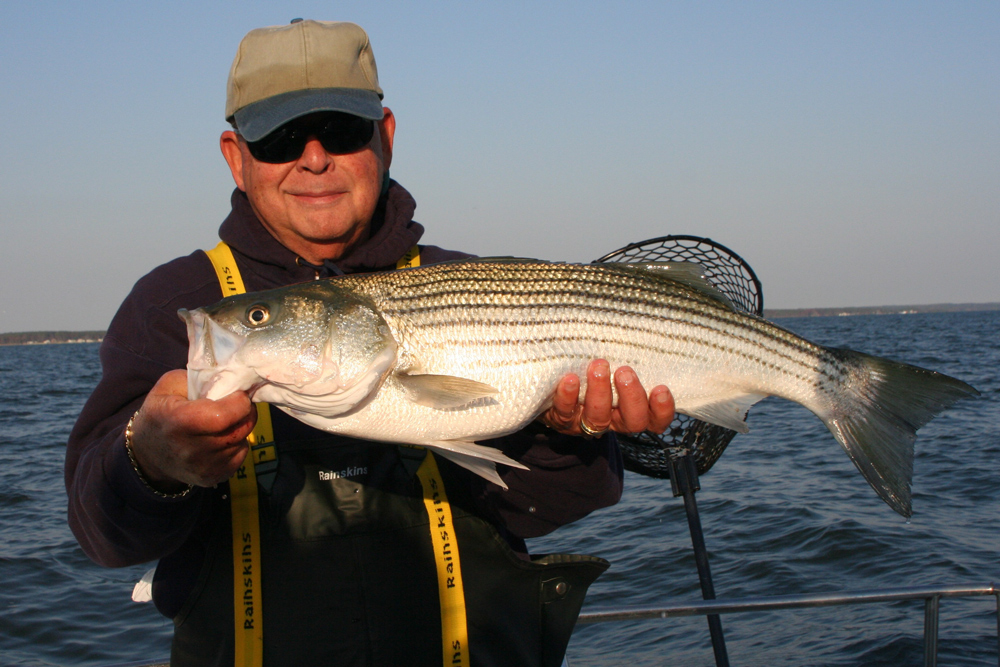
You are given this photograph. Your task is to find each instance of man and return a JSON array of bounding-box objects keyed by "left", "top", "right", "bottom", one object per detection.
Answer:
[{"left": 66, "top": 20, "right": 674, "bottom": 666}]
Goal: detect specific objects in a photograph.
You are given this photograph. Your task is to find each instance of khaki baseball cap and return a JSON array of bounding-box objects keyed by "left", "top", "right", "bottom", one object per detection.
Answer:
[{"left": 226, "top": 20, "right": 384, "bottom": 142}]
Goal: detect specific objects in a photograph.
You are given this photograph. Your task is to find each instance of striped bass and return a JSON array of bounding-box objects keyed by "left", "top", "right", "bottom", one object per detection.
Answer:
[{"left": 179, "top": 259, "right": 979, "bottom": 516}]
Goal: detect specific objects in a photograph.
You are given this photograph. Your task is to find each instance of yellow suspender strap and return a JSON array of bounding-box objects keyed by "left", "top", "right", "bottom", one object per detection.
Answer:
[
  {"left": 396, "top": 245, "right": 420, "bottom": 269},
  {"left": 416, "top": 451, "right": 470, "bottom": 667},
  {"left": 231, "top": 405, "right": 272, "bottom": 667},
  {"left": 395, "top": 244, "right": 421, "bottom": 269},
  {"left": 397, "top": 247, "right": 470, "bottom": 664},
  {"left": 207, "top": 242, "right": 464, "bottom": 667},
  {"left": 399, "top": 245, "right": 470, "bottom": 666},
  {"left": 203, "top": 242, "right": 270, "bottom": 667},
  {"left": 205, "top": 241, "right": 248, "bottom": 297}
]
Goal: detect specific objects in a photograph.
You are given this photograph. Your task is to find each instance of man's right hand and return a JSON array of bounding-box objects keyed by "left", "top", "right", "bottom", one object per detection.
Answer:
[{"left": 128, "top": 369, "right": 258, "bottom": 492}]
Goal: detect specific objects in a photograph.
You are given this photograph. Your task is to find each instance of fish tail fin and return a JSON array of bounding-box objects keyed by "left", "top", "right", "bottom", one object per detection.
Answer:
[{"left": 819, "top": 348, "right": 979, "bottom": 517}]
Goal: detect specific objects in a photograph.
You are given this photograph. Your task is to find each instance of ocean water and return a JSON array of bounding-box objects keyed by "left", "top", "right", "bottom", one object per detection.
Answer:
[{"left": 1, "top": 310, "right": 997, "bottom": 666}]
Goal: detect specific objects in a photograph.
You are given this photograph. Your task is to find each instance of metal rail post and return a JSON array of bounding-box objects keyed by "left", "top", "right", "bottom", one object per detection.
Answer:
[
  {"left": 995, "top": 591, "right": 999, "bottom": 667},
  {"left": 924, "top": 594, "right": 940, "bottom": 667},
  {"left": 669, "top": 452, "right": 729, "bottom": 667}
]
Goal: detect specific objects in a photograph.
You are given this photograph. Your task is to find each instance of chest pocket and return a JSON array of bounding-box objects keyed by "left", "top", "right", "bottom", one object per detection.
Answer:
[{"left": 261, "top": 434, "right": 430, "bottom": 540}]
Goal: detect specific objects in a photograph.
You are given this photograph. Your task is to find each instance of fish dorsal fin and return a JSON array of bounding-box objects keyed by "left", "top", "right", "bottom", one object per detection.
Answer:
[
  {"left": 612, "top": 261, "right": 736, "bottom": 310},
  {"left": 433, "top": 256, "right": 547, "bottom": 268},
  {"left": 397, "top": 373, "right": 499, "bottom": 409}
]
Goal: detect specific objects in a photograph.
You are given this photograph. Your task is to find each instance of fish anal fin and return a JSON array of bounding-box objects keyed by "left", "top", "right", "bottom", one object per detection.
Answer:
[
  {"left": 420, "top": 440, "right": 531, "bottom": 489},
  {"left": 397, "top": 373, "right": 499, "bottom": 410},
  {"left": 680, "top": 392, "right": 767, "bottom": 433},
  {"left": 132, "top": 567, "right": 156, "bottom": 603}
]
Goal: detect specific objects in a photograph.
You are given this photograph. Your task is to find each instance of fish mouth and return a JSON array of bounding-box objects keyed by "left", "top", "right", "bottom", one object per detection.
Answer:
[{"left": 178, "top": 308, "right": 257, "bottom": 400}]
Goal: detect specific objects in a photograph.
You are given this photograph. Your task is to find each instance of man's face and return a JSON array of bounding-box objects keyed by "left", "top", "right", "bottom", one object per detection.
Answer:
[{"left": 221, "top": 108, "right": 395, "bottom": 264}]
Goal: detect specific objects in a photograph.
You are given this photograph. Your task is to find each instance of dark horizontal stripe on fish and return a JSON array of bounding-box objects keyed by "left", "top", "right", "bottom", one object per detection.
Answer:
[
  {"left": 380, "top": 272, "right": 726, "bottom": 311},
  {"left": 385, "top": 298, "right": 830, "bottom": 380},
  {"left": 375, "top": 261, "right": 722, "bottom": 295},
  {"left": 419, "top": 348, "right": 719, "bottom": 371},
  {"left": 380, "top": 279, "right": 821, "bottom": 359},
  {"left": 394, "top": 303, "right": 828, "bottom": 380},
  {"left": 410, "top": 328, "right": 815, "bottom": 384}
]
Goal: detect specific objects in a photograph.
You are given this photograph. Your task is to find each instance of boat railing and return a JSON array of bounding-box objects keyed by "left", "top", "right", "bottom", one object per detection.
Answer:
[
  {"left": 111, "top": 584, "right": 998, "bottom": 667},
  {"left": 575, "top": 583, "right": 999, "bottom": 667}
]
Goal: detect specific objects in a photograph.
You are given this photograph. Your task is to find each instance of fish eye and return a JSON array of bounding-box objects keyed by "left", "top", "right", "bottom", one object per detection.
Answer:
[{"left": 246, "top": 304, "right": 270, "bottom": 327}]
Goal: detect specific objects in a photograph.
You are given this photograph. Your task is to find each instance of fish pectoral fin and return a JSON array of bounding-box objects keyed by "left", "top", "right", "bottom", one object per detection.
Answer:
[
  {"left": 420, "top": 440, "right": 530, "bottom": 490},
  {"left": 681, "top": 392, "right": 767, "bottom": 433},
  {"left": 397, "top": 373, "right": 499, "bottom": 410}
]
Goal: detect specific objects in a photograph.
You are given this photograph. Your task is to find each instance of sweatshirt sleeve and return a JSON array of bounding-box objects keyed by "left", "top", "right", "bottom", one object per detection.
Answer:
[{"left": 65, "top": 253, "right": 221, "bottom": 567}]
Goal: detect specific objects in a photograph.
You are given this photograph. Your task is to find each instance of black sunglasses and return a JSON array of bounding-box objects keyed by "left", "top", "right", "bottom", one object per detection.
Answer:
[{"left": 246, "top": 112, "right": 376, "bottom": 164}]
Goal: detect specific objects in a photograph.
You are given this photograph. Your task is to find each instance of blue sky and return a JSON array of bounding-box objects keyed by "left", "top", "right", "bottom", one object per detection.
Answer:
[{"left": 1, "top": 1, "right": 997, "bottom": 332}]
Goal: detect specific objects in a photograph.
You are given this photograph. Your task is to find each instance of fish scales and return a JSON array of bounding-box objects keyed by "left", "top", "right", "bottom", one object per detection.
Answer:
[
  {"left": 385, "top": 300, "right": 780, "bottom": 409},
  {"left": 363, "top": 262, "right": 825, "bottom": 397},
  {"left": 181, "top": 258, "right": 979, "bottom": 515},
  {"left": 376, "top": 263, "right": 825, "bottom": 367}
]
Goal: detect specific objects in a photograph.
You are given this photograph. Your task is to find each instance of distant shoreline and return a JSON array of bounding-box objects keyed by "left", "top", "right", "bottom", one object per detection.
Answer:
[
  {"left": 0, "top": 331, "right": 105, "bottom": 346},
  {"left": 764, "top": 302, "right": 1000, "bottom": 319},
  {"left": 2, "top": 302, "right": 997, "bottom": 346}
]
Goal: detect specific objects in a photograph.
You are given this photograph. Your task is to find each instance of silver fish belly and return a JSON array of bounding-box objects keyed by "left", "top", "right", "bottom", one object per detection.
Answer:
[{"left": 180, "top": 259, "right": 979, "bottom": 515}]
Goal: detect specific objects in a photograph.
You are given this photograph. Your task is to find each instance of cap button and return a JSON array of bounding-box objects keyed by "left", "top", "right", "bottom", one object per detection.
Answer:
[{"left": 290, "top": 18, "right": 303, "bottom": 24}]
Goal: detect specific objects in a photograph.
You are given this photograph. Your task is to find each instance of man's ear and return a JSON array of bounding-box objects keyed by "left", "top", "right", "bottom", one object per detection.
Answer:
[
  {"left": 220, "top": 131, "right": 247, "bottom": 191},
  {"left": 378, "top": 108, "right": 396, "bottom": 170}
]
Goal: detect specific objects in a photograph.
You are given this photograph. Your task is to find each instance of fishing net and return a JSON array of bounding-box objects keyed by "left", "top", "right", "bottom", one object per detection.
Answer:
[{"left": 594, "top": 235, "right": 764, "bottom": 478}]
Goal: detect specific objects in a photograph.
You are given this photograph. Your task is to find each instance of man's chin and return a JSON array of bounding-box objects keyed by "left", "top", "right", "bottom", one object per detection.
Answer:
[{"left": 294, "top": 223, "right": 372, "bottom": 262}]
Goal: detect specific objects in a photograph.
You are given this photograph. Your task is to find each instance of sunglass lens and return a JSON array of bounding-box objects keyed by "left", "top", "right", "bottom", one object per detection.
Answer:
[
  {"left": 319, "top": 115, "right": 375, "bottom": 154},
  {"left": 247, "top": 113, "right": 376, "bottom": 164},
  {"left": 247, "top": 127, "right": 305, "bottom": 163}
]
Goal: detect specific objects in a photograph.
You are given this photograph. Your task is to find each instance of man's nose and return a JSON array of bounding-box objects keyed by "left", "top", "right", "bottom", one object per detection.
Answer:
[{"left": 298, "top": 136, "right": 332, "bottom": 172}]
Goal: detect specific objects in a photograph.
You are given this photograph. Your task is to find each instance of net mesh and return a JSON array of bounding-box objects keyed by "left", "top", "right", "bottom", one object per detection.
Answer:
[{"left": 594, "top": 235, "right": 763, "bottom": 478}]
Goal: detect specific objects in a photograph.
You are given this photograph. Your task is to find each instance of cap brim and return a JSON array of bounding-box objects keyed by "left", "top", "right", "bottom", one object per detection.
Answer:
[{"left": 233, "top": 88, "right": 384, "bottom": 142}]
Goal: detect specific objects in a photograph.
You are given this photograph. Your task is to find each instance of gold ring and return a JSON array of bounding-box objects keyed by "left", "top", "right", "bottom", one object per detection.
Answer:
[{"left": 579, "top": 418, "right": 609, "bottom": 439}]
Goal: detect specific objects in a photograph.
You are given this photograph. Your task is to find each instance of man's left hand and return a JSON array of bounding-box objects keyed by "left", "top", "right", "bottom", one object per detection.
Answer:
[{"left": 539, "top": 359, "right": 675, "bottom": 437}]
